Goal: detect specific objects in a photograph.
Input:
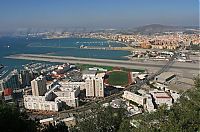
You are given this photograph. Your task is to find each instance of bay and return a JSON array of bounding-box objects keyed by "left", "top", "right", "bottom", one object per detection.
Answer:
[{"left": 0, "top": 37, "right": 130, "bottom": 71}]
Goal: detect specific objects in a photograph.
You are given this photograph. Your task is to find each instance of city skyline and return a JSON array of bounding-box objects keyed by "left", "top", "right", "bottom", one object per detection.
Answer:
[{"left": 0, "top": 0, "right": 199, "bottom": 32}]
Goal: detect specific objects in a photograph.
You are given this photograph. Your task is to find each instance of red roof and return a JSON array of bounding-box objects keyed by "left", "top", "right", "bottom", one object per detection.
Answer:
[{"left": 4, "top": 88, "right": 13, "bottom": 96}]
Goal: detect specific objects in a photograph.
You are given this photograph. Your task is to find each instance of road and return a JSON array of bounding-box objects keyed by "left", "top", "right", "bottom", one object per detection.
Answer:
[
  {"left": 5, "top": 54, "right": 199, "bottom": 71},
  {"left": 5, "top": 53, "right": 199, "bottom": 117},
  {"left": 59, "top": 53, "right": 177, "bottom": 117}
]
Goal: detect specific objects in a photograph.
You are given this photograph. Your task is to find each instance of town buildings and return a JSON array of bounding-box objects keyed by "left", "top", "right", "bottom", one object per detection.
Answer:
[
  {"left": 85, "top": 77, "right": 95, "bottom": 97},
  {"left": 85, "top": 72, "right": 105, "bottom": 97},
  {"left": 62, "top": 82, "right": 85, "bottom": 90},
  {"left": 19, "top": 70, "right": 33, "bottom": 87},
  {"left": 24, "top": 81, "right": 80, "bottom": 111},
  {"left": 24, "top": 95, "right": 62, "bottom": 111},
  {"left": 56, "top": 82, "right": 80, "bottom": 107},
  {"left": 122, "top": 89, "right": 177, "bottom": 112},
  {"left": 31, "top": 75, "right": 47, "bottom": 96},
  {"left": 0, "top": 69, "right": 20, "bottom": 97},
  {"left": 82, "top": 70, "right": 96, "bottom": 79},
  {"left": 94, "top": 77, "right": 104, "bottom": 97},
  {"left": 151, "top": 90, "right": 173, "bottom": 107},
  {"left": 76, "top": 32, "right": 199, "bottom": 50}
]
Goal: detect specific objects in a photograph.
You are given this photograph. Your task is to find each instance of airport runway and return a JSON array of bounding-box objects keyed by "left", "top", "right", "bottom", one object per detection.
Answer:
[{"left": 5, "top": 54, "right": 200, "bottom": 77}]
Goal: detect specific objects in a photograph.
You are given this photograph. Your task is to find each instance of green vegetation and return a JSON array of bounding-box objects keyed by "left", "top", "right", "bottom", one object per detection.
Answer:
[
  {"left": 0, "top": 103, "right": 68, "bottom": 132},
  {"left": 73, "top": 75, "right": 200, "bottom": 132},
  {"left": 72, "top": 105, "right": 126, "bottom": 132},
  {"left": 121, "top": 67, "right": 145, "bottom": 73},
  {"left": 190, "top": 43, "right": 200, "bottom": 51},
  {"left": 108, "top": 71, "right": 128, "bottom": 86},
  {"left": 1, "top": 74, "right": 199, "bottom": 132},
  {"left": 42, "top": 122, "right": 68, "bottom": 132},
  {"left": 0, "top": 103, "right": 37, "bottom": 132},
  {"left": 120, "top": 75, "right": 200, "bottom": 132}
]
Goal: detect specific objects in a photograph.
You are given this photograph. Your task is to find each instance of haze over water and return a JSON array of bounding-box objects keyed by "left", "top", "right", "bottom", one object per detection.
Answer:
[{"left": 0, "top": 37, "right": 130, "bottom": 70}]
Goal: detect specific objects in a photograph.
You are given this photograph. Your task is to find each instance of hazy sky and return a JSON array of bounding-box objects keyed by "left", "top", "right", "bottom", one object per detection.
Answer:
[{"left": 0, "top": 0, "right": 199, "bottom": 31}]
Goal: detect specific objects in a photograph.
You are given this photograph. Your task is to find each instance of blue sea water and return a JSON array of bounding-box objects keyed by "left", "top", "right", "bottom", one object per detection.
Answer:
[{"left": 0, "top": 37, "right": 130, "bottom": 71}]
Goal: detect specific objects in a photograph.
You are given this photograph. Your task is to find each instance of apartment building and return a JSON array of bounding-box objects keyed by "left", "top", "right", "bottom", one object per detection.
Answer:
[
  {"left": 85, "top": 72, "right": 105, "bottom": 97},
  {"left": 85, "top": 77, "right": 95, "bottom": 97},
  {"left": 24, "top": 95, "right": 62, "bottom": 111},
  {"left": 60, "top": 81, "right": 85, "bottom": 90},
  {"left": 31, "top": 75, "right": 47, "bottom": 96}
]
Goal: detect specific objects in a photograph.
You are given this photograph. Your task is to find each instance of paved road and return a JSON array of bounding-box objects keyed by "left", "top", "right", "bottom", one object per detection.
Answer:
[
  {"left": 10, "top": 53, "right": 195, "bottom": 118},
  {"left": 6, "top": 54, "right": 199, "bottom": 71},
  {"left": 59, "top": 54, "right": 177, "bottom": 117}
]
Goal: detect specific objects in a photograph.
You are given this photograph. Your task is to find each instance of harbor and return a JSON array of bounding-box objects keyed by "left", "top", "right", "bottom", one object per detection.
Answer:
[{"left": 0, "top": 37, "right": 131, "bottom": 72}]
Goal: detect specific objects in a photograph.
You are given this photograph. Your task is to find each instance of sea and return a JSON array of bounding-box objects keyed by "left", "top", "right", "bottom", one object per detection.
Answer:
[{"left": 0, "top": 36, "right": 130, "bottom": 73}]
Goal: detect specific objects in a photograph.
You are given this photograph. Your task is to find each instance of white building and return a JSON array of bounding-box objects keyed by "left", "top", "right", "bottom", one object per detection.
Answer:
[
  {"left": 31, "top": 75, "right": 47, "bottom": 96},
  {"left": 88, "top": 67, "right": 107, "bottom": 72},
  {"left": 170, "top": 91, "right": 180, "bottom": 102},
  {"left": 24, "top": 81, "right": 80, "bottom": 111},
  {"left": 144, "top": 94, "right": 155, "bottom": 112},
  {"left": 122, "top": 91, "right": 155, "bottom": 112},
  {"left": 85, "top": 73, "right": 105, "bottom": 97},
  {"left": 94, "top": 77, "right": 104, "bottom": 97},
  {"left": 137, "top": 74, "right": 148, "bottom": 80},
  {"left": 82, "top": 70, "right": 96, "bottom": 79},
  {"left": 85, "top": 77, "right": 95, "bottom": 97},
  {"left": 151, "top": 91, "right": 173, "bottom": 107},
  {"left": 39, "top": 117, "right": 55, "bottom": 125},
  {"left": 122, "top": 91, "right": 146, "bottom": 106},
  {"left": 54, "top": 86, "right": 80, "bottom": 107},
  {"left": 46, "top": 82, "right": 80, "bottom": 107},
  {"left": 61, "top": 81, "right": 85, "bottom": 90},
  {"left": 46, "top": 80, "right": 58, "bottom": 90},
  {"left": 24, "top": 95, "right": 62, "bottom": 111},
  {"left": 155, "top": 72, "right": 176, "bottom": 84}
]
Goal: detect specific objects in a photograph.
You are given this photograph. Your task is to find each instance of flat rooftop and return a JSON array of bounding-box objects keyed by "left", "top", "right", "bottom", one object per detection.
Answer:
[
  {"left": 153, "top": 92, "right": 171, "bottom": 99},
  {"left": 82, "top": 70, "right": 96, "bottom": 75},
  {"left": 156, "top": 72, "right": 175, "bottom": 79}
]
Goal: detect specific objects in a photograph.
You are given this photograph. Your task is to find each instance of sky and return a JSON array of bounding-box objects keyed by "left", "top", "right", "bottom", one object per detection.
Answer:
[{"left": 0, "top": 0, "right": 199, "bottom": 31}]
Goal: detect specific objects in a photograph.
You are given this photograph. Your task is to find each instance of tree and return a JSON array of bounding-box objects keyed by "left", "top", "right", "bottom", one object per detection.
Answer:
[
  {"left": 118, "top": 119, "right": 132, "bottom": 132},
  {"left": 74, "top": 76, "right": 200, "bottom": 131},
  {"left": 118, "top": 75, "right": 200, "bottom": 132},
  {"left": 194, "top": 74, "right": 200, "bottom": 89},
  {"left": 41, "top": 122, "right": 68, "bottom": 132},
  {"left": 0, "top": 103, "right": 38, "bottom": 132},
  {"left": 75, "top": 105, "right": 126, "bottom": 132}
]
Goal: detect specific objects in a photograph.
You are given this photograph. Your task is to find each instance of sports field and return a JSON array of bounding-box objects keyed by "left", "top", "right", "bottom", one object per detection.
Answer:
[{"left": 108, "top": 71, "right": 128, "bottom": 86}]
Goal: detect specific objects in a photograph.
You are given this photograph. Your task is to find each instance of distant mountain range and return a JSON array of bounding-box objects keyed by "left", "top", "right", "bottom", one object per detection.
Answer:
[
  {"left": 134, "top": 24, "right": 199, "bottom": 34},
  {"left": 0, "top": 24, "right": 198, "bottom": 36}
]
